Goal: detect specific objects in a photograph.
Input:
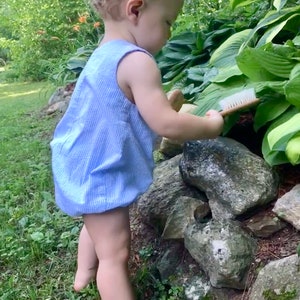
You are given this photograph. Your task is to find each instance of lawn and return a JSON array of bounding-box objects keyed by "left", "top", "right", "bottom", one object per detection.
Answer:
[{"left": 0, "top": 81, "right": 99, "bottom": 299}]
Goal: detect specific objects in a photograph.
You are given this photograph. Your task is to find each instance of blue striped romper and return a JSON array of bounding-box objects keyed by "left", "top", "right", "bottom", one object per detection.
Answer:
[{"left": 50, "top": 40, "right": 157, "bottom": 217}]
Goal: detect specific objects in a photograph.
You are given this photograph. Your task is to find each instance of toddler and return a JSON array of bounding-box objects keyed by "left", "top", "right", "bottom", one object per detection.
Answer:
[{"left": 50, "top": 0, "right": 224, "bottom": 299}]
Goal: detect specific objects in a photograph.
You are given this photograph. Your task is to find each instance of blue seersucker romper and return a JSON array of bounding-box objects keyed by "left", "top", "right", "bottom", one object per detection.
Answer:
[{"left": 50, "top": 40, "right": 157, "bottom": 217}]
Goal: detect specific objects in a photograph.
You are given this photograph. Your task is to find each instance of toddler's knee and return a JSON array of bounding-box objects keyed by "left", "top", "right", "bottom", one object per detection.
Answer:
[
  {"left": 115, "top": 245, "right": 130, "bottom": 264},
  {"left": 100, "top": 246, "right": 130, "bottom": 268},
  {"left": 98, "top": 237, "right": 130, "bottom": 264}
]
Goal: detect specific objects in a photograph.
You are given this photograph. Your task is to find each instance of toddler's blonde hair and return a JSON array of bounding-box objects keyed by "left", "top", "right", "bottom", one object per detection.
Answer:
[{"left": 90, "top": 0, "right": 123, "bottom": 19}]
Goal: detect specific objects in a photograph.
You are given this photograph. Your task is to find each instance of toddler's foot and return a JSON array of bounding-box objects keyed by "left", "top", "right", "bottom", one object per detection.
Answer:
[{"left": 73, "top": 266, "right": 97, "bottom": 292}]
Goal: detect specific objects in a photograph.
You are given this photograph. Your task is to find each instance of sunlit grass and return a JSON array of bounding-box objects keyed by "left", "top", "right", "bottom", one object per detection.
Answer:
[
  {"left": 0, "top": 81, "right": 100, "bottom": 299},
  {"left": 0, "top": 81, "right": 54, "bottom": 112}
]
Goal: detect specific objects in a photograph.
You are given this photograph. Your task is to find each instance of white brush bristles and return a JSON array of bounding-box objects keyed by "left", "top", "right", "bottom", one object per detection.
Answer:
[{"left": 219, "top": 88, "right": 259, "bottom": 117}]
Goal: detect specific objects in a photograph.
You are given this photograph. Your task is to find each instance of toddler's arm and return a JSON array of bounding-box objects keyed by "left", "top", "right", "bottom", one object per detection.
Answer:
[{"left": 117, "top": 51, "right": 224, "bottom": 142}]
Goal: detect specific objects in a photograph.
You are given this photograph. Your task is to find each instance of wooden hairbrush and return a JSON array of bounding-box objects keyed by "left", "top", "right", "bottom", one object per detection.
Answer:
[{"left": 219, "top": 88, "right": 259, "bottom": 117}]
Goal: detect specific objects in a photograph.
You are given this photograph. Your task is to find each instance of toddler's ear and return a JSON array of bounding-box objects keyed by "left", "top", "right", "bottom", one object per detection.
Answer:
[{"left": 126, "top": 0, "right": 144, "bottom": 21}]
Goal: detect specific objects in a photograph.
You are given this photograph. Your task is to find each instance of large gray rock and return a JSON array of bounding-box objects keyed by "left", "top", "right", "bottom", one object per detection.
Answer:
[
  {"left": 184, "top": 276, "right": 212, "bottom": 300},
  {"left": 156, "top": 242, "right": 184, "bottom": 280},
  {"left": 138, "top": 155, "right": 207, "bottom": 234},
  {"left": 245, "top": 214, "right": 286, "bottom": 238},
  {"left": 249, "top": 254, "right": 300, "bottom": 300},
  {"left": 273, "top": 184, "right": 300, "bottom": 230},
  {"left": 180, "top": 137, "right": 279, "bottom": 219},
  {"left": 135, "top": 135, "right": 299, "bottom": 298},
  {"left": 184, "top": 219, "right": 257, "bottom": 289},
  {"left": 46, "top": 86, "right": 72, "bottom": 115},
  {"left": 162, "top": 196, "right": 209, "bottom": 239}
]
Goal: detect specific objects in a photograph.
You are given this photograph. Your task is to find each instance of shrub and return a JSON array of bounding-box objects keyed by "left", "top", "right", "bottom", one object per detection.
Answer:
[{"left": 0, "top": 0, "right": 103, "bottom": 81}]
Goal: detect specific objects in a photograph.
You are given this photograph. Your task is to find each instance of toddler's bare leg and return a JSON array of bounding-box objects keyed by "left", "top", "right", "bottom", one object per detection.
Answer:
[
  {"left": 73, "top": 224, "right": 98, "bottom": 291},
  {"left": 83, "top": 207, "right": 135, "bottom": 300}
]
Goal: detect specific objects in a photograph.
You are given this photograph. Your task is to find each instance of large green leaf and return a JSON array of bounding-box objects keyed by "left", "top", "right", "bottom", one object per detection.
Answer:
[
  {"left": 211, "top": 65, "right": 243, "bottom": 83},
  {"left": 66, "top": 57, "right": 87, "bottom": 72},
  {"left": 252, "top": 80, "right": 290, "bottom": 130},
  {"left": 243, "top": 6, "right": 300, "bottom": 47},
  {"left": 255, "top": 80, "right": 286, "bottom": 94},
  {"left": 210, "top": 29, "right": 252, "bottom": 69},
  {"left": 193, "top": 84, "right": 228, "bottom": 115},
  {"left": 158, "top": 59, "right": 179, "bottom": 69},
  {"left": 186, "top": 67, "right": 205, "bottom": 82},
  {"left": 294, "top": 36, "right": 300, "bottom": 46},
  {"left": 168, "top": 32, "right": 200, "bottom": 46},
  {"left": 286, "top": 133, "right": 300, "bottom": 165},
  {"left": 290, "top": 63, "right": 300, "bottom": 79},
  {"left": 193, "top": 83, "right": 254, "bottom": 116},
  {"left": 164, "top": 52, "right": 193, "bottom": 60},
  {"left": 284, "top": 74, "right": 300, "bottom": 108},
  {"left": 267, "top": 112, "right": 300, "bottom": 150},
  {"left": 163, "top": 66, "right": 186, "bottom": 80},
  {"left": 254, "top": 98, "right": 290, "bottom": 131},
  {"left": 203, "top": 28, "right": 235, "bottom": 50},
  {"left": 262, "top": 141, "right": 290, "bottom": 165},
  {"left": 262, "top": 107, "right": 299, "bottom": 165},
  {"left": 273, "top": 0, "right": 288, "bottom": 11},
  {"left": 256, "top": 20, "right": 288, "bottom": 47},
  {"left": 237, "top": 46, "right": 295, "bottom": 80},
  {"left": 237, "top": 48, "right": 281, "bottom": 81},
  {"left": 230, "top": 0, "right": 256, "bottom": 9}
]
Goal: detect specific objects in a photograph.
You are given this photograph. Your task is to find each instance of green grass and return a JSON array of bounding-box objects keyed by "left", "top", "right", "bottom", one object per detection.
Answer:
[{"left": 0, "top": 81, "right": 99, "bottom": 299}]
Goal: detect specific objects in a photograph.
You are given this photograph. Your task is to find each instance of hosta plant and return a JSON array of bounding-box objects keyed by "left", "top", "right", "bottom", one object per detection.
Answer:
[
  {"left": 190, "top": 1, "right": 300, "bottom": 166},
  {"left": 51, "top": 43, "right": 98, "bottom": 84}
]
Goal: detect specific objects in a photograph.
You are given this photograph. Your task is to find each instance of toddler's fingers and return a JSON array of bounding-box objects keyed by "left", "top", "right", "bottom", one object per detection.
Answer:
[{"left": 205, "top": 109, "right": 222, "bottom": 118}]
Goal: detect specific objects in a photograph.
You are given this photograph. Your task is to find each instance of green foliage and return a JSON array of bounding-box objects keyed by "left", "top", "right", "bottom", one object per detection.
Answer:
[
  {"left": 0, "top": 82, "right": 101, "bottom": 299},
  {"left": 262, "top": 288, "right": 297, "bottom": 300},
  {"left": 157, "top": 0, "right": 300, "bottom": 166},
  {"left": 3, "top": 0, "right": 299, "bottom": 166},
  {"left": 50, "top": 43, "right": 97, "bottom": 84},
  {"left": 173, "top": 0, "right": 227, "bottom": 34},
  {"left": 43, "top": 0, "right": 267, "bottom": 87},
  {"left": 132, "top": 247, "right": 185, "bottom": 300},
  {"left": 156, "top": 1, "right": 267, "bottom": 101},
  {"left": 203, "top": 3, "right": 300, "bottom": 166},
  {"left": 0, "top": 0, "right": 103, "bottom": 81},
  {"left": 175, "top": 0, "right": 266, "bottom": 34},
  {"left": 156, "top": 29, "right": 235, "bottom": 100},
  {"left": 230, "top": 0, "right": 297, "bottom": 10}
]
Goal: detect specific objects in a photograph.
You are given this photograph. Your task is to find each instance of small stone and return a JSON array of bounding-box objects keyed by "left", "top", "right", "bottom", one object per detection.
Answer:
[{"left": 246, "top": 215, "right": 286, "bottom": 238}]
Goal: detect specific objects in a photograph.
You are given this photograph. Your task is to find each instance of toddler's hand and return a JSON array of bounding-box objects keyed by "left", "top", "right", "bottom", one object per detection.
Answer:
[
  {"left": 205, "top": 109, "right": 223, "bottom": 118},
  {"left": 205, "top": 109, "right": 224, "bottom": 136}
]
